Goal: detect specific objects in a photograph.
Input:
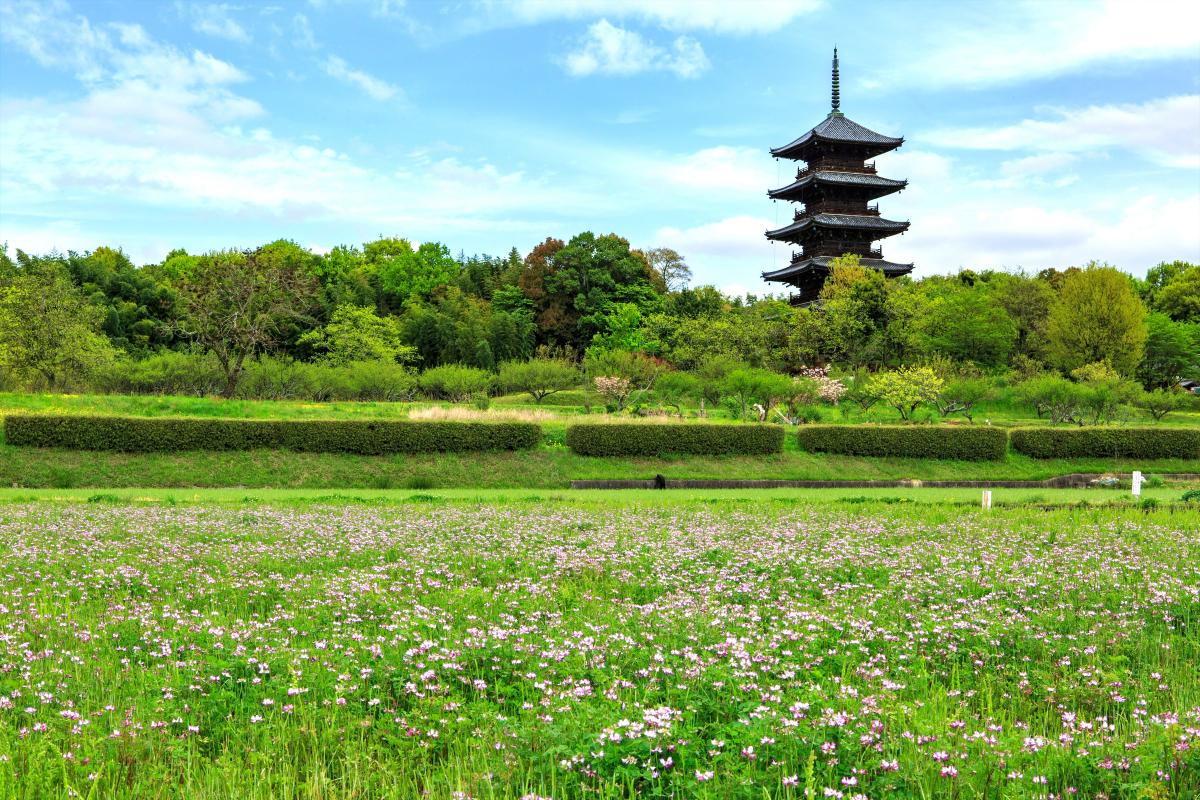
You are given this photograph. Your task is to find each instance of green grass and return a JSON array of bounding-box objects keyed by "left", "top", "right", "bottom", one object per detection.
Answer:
[
  {"left": 1, "top": 497, "right": 1196, "bottom": 798},
  {"left": 2, "top": 392, "right": 1196, "bottom": 489},
  {"left": 3, "top": 441, "right": 1198, "bottom": 489},
  {"left": 6, "top": 390, "right": 1200, "bottom": 427},
  {"left": 0, "top": 484, "right": 1189, "bottom": 507}
]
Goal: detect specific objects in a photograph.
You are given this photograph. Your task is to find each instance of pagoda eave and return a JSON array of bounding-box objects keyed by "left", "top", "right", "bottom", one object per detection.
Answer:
[
  {"left": 767, "top": 172, "right": 907, "bottom": 202},
  {"left": 765, "top": 214, "right": 910, "bottom": 242},
  {"left": 762, "top": 255, "right": 914, "bottom": 283}
]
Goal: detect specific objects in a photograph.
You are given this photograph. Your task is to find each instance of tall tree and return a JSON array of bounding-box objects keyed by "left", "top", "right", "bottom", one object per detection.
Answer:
[
  {"left": 298, "top": 304, "right": 415, "bottom": 365},
  {"left": 919, "top": 287, "right": 1018, "bottom": 367},
  {"left": 643, "top": 247, "right": 691, "bottom": 292},
  {"left": 0, "top": 261, "right": 116, "bottom": 390},
  {"left": 519, "top": 232, "right": 662, "bottom": 351},
  {"left": 176, "top": 248, "right": 319, "bottom": 397},
  {"left": 1137, "top": 312, "right": 1198, "bottom": 388},
  {"left": 1045, "top": 265, "right": 1147, "bottom": 376},
  {"left": 1153, "top": 265, "right": 1200, "bottom": 322}
]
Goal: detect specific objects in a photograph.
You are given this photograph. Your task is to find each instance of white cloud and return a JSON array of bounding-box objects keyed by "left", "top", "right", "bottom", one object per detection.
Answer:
[
  {"left": 486, "top": 0, "right": 822, "bottom": 35},
  {"left": 564, "top": 19, "right": 708, "bottom": 78},
  {"left": 923, "top": 95, "right": 1200, "bottom": 168},
  {"left": 0, "top": 0, "right": 113, "bottom": 80},
  {"left": 878, "top": 148, "right": 1200, "bottom": 276},
  {"left": 321, "top": 55, "right": 401, "bottom": 100},
  {"left": 0, "top": 1, "right": 603, "bottom": 248},
  {"left": 185, "top": 3, "right": 250, "bottom": 43},
  {"left": 653, "top": 215, "right": 777, "bottom": 288},
  {"left": 890, "top": 195, "right": 1200, "bottom": 276},
  {"left": 1000, "top": 153, "right": 1078, "bottom": 177},
  {"left": 871, "top": 0, "right": 1200, "bottom": 89},
  {"left": 658, "top": 146, "right": 772, "bottom": 193},
  {"left": 292, "top": 13, "right": 318, "bottom": 49}
]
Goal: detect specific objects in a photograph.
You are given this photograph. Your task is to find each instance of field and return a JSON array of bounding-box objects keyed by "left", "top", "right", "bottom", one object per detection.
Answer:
[{"left": 1, "top": 496, "right": 1197, "bottom": 799}]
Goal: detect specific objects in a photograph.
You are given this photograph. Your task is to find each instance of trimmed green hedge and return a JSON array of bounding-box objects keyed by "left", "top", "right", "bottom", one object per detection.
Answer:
[
  {"left": 796, "top": 425, "right": 1008, "bottom": 460},
  {"left": 1010, "top": 427, "right": 1200, "bottom": 459},
  {"left": 3, "top": 415, "right": 541, "bottom": 454},
  {"left": 565, "top": 423, "right": 785, "bottom": 457}
]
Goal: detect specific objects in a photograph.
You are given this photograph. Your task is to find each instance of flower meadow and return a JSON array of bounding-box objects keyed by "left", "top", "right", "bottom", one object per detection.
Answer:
[{"left": 0, "top": 500, "right": 1197, "bottom": 799}]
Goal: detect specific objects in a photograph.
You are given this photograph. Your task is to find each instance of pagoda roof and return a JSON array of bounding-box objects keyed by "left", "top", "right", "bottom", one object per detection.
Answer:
[
  {"left": 771, "top": 113, "right": 903, "bottom": 160},
  {"left": 762, "top": 255, "right": 914, "bottom": 283},
  {"left": 768, "top": 171, "right": 906, "bottom": 200},
  {"left": 765, "top": 213, "right": 909, "bottom": 242}
]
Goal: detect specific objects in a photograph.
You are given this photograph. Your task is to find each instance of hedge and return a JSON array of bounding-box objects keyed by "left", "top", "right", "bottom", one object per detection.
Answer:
[
  {"left": 1009, "top": 427, "right": 1200, "bottom": 459},
  {"left": 565, "top": 423, "right": 784, "bottom": 457},
  {"left": 3, "top": 415, "right": 541, "bottom": 454},
  {"left": 796, "top": 425, "right": 1008, "bottom": 460}
]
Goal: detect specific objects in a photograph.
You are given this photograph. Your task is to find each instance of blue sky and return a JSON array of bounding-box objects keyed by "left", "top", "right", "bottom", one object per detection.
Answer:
[{"left": 1, "top": 0, "right": 1198, "bottom": 295}]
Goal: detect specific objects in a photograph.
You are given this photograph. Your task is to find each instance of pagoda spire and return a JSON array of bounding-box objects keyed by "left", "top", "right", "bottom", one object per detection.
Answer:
[
  {"left": 830, "top": 47, "right": 842, "bottom": 116},
  {"left": 762, "top": 48, "right": 913, "bottom": 306}
]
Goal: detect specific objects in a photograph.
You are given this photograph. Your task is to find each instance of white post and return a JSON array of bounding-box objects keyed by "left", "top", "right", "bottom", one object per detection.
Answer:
[
  {"left": 1131, "top": 471, "right": 1143, "bottom": 498},
  {"left": 982, "top": 490, "right": 992, "bottom": 510}
]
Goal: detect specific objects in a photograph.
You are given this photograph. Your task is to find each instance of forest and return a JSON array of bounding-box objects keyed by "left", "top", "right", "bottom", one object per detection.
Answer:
[{"left": 1, "top": 233, "right": 1197, "bottom": 424}]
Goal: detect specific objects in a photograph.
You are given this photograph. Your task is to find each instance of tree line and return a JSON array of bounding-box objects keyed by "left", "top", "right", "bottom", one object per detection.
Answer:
[{"left": 0, "top": 234, "right": 1197, "bottom": 407}]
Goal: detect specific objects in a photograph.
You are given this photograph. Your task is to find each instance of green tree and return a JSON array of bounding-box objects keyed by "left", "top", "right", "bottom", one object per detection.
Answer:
[
  {"left": 497, "top": 358, "right": 579, "bottom": 404},
  {"left": 653, "top": 371, "right": 700, "bottom": 415},
  {"left": 518, "top": 232, "right": 663, "bottom": 351},
  {"left": 365, "top": 238, "right": 459, "bottom": 310},
  {"left": 298, "top": 304, "right": 415, "bottom": 366},
  {"left": 989, "top": 271, "right": 1054, "bottom": 361},
  {"left": 176, "top": 248, "right": 319, "bottom": 398},
  {"left": 868, "top": 366, "right": 943, "bottom": 421},
  {"left": 1141, "top": 260, "right": 1195, "bottom": 308},
  {"left": 1070, "top": 361, "right": 1140, "bottom": 425},
  {"left": 590, "top": 303, "right": 658, "bottom": 354},
  {"left": 935, "top": 376, "right": 993, "bottom": 422},
  {"left": 1153, "top": 265, "right": 1200, "bottom": 322},
  {"left": 721, "top": 367, "right": 794, "bottom": 420},
  {"left": 0, "top": 262, "right": 117, "bottom": 390},
  {"left": 1138, "top": 312, "right": 1197, "bottom": 389},
  {"left": 920, "top": 288, "right": 1018, "bottom": 367},
  {"left": 1134, "top": 388, "right": 1189, "bottom": 422},
  {"left": 1045, "top": 265, "right": 1147, "bottom": 376},
  {"left": 401, "top": 287, "right": 534, "bottom": 368}
]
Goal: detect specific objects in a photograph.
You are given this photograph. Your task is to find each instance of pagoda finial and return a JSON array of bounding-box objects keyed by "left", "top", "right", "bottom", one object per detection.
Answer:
[{"left": 831, "top": 47, "right": 842, "bottom": 116}]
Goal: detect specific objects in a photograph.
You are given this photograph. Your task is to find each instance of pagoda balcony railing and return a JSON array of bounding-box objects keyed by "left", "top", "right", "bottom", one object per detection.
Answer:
[
  {"left": 794, "top": 204, "right": 879, "bottom": 219},
  {"left": 795, "top": 161, "right": 876, "bottom": 179},
  {"left": 795, "top": 248, "right": 884, "bottom": 261}
]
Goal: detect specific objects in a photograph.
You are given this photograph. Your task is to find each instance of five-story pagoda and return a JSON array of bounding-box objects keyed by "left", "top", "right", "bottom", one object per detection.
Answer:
[{"left": 762, "top": 49, "right": 912, "bottom": 305}]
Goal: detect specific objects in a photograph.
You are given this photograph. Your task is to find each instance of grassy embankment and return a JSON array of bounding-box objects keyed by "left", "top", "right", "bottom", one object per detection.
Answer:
[{"left": 2, "top": 391, "right": 1197, "bottom": 489}]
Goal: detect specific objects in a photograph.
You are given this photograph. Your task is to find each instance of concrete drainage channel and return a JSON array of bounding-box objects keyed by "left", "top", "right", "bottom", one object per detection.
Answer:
[{"left": 570, "top": 474, "right": 1200, "bottom": 490}]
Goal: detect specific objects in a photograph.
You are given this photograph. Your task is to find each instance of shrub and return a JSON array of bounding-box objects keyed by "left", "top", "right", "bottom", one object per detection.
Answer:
[
  {"left": 796, "top": 425, "right": 1008, "bottom": 460},
  {"left": 419, "top": 364, "right": 493, "bottom": 402},
  {"left": 1009, "top": 427, "right": 1200, "bottom": 459},
  {"left": 99, "top": 351, "right": 224, "bottom": 396},
  {"left": 4, "top": 415, "right": 540, "bottom": 453},
  {"left": 565, "top": 422, "right": 784, "bottom": 456}
]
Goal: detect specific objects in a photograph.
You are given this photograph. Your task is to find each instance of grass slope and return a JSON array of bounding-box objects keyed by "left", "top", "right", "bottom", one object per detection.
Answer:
[
  {"left": 3, "top": 392, "right": 1196, "bottom": 489},
  {"left": 3, "top": 442, "right": 1198, "bottom": 489}
]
